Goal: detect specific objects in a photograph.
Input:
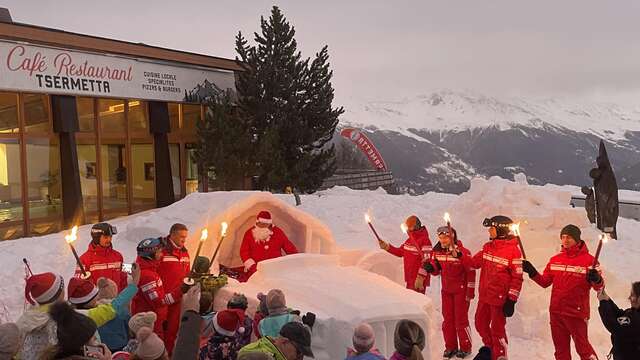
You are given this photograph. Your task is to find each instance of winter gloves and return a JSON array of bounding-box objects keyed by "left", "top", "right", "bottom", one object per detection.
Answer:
[
  {"left": 522, "top": 260, "right": 539, "bottom": 278},
  {"left": 587, "top": 268, "right": 603, "bottom": 285},
  {"left": 502, "top": 299, "right": 516, "bottom": 317},
  {"left": 423, "top": 259, "right": 442, "bottom": 274}
]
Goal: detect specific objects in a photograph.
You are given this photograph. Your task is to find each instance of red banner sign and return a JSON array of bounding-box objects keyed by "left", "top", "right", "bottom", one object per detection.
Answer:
[{"left": 340, "top": 128, "right": 388, "bottom": 171}]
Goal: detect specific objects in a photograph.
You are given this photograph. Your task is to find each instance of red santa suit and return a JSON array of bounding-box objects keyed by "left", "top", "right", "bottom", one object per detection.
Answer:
[
  {"left": 463, "top": 236, "right": 523, "bottom": 360},
  {"left": 428, "top": 240, "right": 476, "bottom": 353},
  {"left": 157, "top": 237, "right": 190, "bottom": 354},
  {"left": 239, "top": 211, "right": 298, "bottom": 281},
  {"left": 385, "top": 227, "right": 432, "bottom": 293},
  {"left": 531, "top": 241, "right": 603, "bottom": 360}
]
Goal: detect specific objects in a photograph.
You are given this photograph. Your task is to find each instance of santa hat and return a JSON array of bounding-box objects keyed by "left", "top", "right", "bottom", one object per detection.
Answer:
[
  {"left": 256, "top": 211, "right": 272, "bottom": 224},
  {"left": 24, "top": 272, "right": 64, "bottom": 305},
  {"left": 212, "top": 309, "right": 246, "bottom": 337},
  {"left": 67, "top": 277, "right": 99, "bottom": 306}
]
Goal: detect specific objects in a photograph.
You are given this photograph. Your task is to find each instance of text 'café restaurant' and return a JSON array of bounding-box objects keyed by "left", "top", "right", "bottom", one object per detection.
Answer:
[{"left": 0, "top": 9, "right": 241, "bottom": 240}]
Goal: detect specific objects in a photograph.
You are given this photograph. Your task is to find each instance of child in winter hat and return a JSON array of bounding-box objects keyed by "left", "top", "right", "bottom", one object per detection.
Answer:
[
  {"left": 67, "top": 277, "right": 100, "bottom": 308},
  {"left": 0, "top": 323, "right": 21, "bottom": 359},
  {"left": 227, "top": 293, "right": 253, "bottom": 349},
  {"left": 96, "top": 277, "right": 131, "bottom": 352},
  {"left": 135, "top": 327, "right": 168, "bottom": 360},
  {"left": 259, "top": 289, "right": 302, "bottom": 338},
  {"left": 48, "top": 301, "right": 98, "bottom": 358},
  {"left": 123, "top": 312, "right": 157, "bottom": 354},
  {"left": 199, "top": 309, "right": 246, "bottom": 360},
  {"left": 390, "top": 320, "right": 425, "bottom": 360},
  {"left": 346, "top": 322, "right": 386, "bottom": 360},
  {"left": 24, "top": 272, "right": 65, "bottom": 305}
]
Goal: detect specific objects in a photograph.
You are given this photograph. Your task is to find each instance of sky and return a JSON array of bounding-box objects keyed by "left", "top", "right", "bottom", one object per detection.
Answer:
[{"left": 2, "top": 0, "right": 640, "bottom": 104}]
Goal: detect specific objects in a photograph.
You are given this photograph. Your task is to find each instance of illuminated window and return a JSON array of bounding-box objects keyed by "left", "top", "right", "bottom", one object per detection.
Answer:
[
  {"left": 0, "top": 93, "right": 19, "bottom": 134},
  {"left": 23, "top": 94, "right": 50, "bottom": 133},
  {"left": 99, "top": 99, "right": 126, "bottom": 133},
  {"left": 101, "top": 142, "right": 128, "bottom": 219},
  {"left": 131, "top": 143, "right": 155, "bottom": 212},
  {"left": 128, "top": 100, "right": 148, "bottom": 132},
  {"left": 182, "top": 104, "right": 201, "bottom": 133},
  {"left": 26, "top": 137, "right": 62, "bottom": 236},
  {"left": 77, "top": 97, "right": 95, "bottom": 132},
  {"left": 0, "top": 139, "right": 23, "bottom": 240}
]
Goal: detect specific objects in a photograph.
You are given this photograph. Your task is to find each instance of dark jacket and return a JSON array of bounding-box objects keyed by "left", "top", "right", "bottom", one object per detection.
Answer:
[
  {"left": 598, "top": 299, "right": 640, "bottom": 360},
  {"left": 172, "top": 310, "right": 203, "bottom": 360}
]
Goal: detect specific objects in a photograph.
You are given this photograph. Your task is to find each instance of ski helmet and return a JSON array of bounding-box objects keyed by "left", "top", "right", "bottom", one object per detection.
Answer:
[
  {"left": 405, "top": 215, "right": 422, "bottom": 232},
  {"left": 227, "top": 293, "right": 249, "bottom": 310},
  {"left": 136, "top": 238, "right": 163, "bottom": 259},
  {"left": 483, "top": 215, "right": 513, "bottom": 239},
  {"left": 90, "top": 222, "right": 117, "bottom": 244}
]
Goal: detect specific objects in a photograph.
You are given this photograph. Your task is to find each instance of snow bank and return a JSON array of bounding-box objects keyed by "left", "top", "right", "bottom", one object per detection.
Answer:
[{"left": 215, "top": 254, "right": 438, "bottom": 359}]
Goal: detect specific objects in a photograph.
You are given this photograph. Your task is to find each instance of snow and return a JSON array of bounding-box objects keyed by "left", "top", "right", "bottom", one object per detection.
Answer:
[
  {"left": 341, "top": 89, "right": 640, "bottom": 141},
  {"left": 1, "top": 177, "right": 639, "bottom": 359}
]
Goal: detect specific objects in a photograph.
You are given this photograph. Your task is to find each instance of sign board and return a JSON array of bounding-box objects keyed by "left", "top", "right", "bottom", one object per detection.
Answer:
[
  {"left": 0, "top": 40, "right": 235, "bottom": 102},
  {"left": 340, "top": 128, "right": 388, "bottom": 171}
]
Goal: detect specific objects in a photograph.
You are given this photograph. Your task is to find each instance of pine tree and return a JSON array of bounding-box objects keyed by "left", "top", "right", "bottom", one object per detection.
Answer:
[
  {"left": 193, "top": 89, "right": 252, "bottom": 190},
  {"left": 235, "top": 6, "right": 343, "bottom": 192}
]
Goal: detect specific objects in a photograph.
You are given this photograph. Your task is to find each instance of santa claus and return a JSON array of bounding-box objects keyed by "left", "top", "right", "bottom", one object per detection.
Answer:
[{"left": 239, "top": 210, "right": 299, "bottom": 281}]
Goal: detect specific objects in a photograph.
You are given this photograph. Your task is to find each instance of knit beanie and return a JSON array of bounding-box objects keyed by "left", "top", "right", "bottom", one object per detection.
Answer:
[
  {"left": 49, "top": 302, "right": 97, "bottom": 357},
  {"left": 353, "top": 322, "right": 375, "bottom": 353},
  {"left": 0, "top": 323, "right": 20, "bottom": 358},
  {"left": 97, "top": 277, "right": 118, "bottom": 301},
  {"left": 560, "top": 224, "right": 581, "bottom": 242},
  {"left": 135, "top": 327, "right": 166, "bottom": 360},
  {"left": 129, "top": 312, "right": 157, "bottom": 335},
  {"left": 266, "top": 289, "right": 287, "bottom": 314},
  {"left": 393, "top": 320, "right": 425, "bottom": 358}
]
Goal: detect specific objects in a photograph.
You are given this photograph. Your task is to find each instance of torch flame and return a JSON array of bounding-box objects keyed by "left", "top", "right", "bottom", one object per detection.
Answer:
[
  {"left": 365, "top": 213, "right": 371, "bottom": 223},
  {"left": 200, "top": 228, "right": 208, "bottom": 242},
  {"left": 600, "top": 233, "right": 611, "bottom": 244},
  {"left": 510, "top": 223, "right": 521, "bottom": 237},
  {"left": 65, "top": 225, "right": 78, "bottom": 244},
  {"left": 221, "top": 222, "right": 228, "bottom": 237},
  {"left": 401, "top": 223, "right": 408, "bottom": 234},
  {"left": 444, "top": 212, "right": 451, "bottom": 223}
]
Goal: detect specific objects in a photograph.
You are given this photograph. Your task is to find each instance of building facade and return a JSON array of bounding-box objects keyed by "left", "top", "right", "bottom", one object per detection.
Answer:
[{"left": 0, "top": 13, "right": 241, "bottom": 240}]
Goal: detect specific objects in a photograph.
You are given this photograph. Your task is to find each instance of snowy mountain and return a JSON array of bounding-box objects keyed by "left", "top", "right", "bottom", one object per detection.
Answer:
[{"left": 339, "top": 90, "right": 640, "bottom": 194}]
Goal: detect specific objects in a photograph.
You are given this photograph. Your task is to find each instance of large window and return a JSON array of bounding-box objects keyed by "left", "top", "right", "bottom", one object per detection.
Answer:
[
  {"left": 128, "top": 100, "right": 148, "bottom": 133},
  {"left": 0, "top": 139, "right": 23, "bottom": 240},
  {"left": 23, "top": 94, "right": 51, "bottom": 133},
  {"left": 99, "top": 99, "right": 126, "bottom": 133},
  {"left": 101, "top": 142, "right": 128, "bottom": 220},
  {"left": 26, "top": 137, "right": 62, "bottom": 235},
  {"left": 0, "top": 93, "right": 19, "bottom": 134},
  {"left": 185, "top": 143, "right": 198, "bottom": 194},
  {"left": 131, "top": 143, "right": 155, "bottom": 212},
  {"left": 182, "top": 104, "right": 201, "bottom": 133},
  {"left": 77, "top": 97, "right": 95, "bottom": 133}
]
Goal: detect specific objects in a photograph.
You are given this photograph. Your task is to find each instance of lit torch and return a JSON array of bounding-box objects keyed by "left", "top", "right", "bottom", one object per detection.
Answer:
[
  {"left": 592, "top": 233, "right": 609, "bottom": 268},
  {"left": 401, "top": 223, "right": 408, "bottom": 235},
  {"left": 211, "top": 222, "right": 229, "bottom": 263},
  {"left": 444, "top": 212, "right": 455, "bottom": 244},
  {"left": 192, "top": 227, "right": 208, "bottom": 261},
  {"left": 365, "top": 213, "right": 382, "bottom": 241},
  {"left": 65, "top": 226, "right": 88, "bottom": 278},
  {"left": 510, "top": 222, "right": 527, "bottom": 259}
]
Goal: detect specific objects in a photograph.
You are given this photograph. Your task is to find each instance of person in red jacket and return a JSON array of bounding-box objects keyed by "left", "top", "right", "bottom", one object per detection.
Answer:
[
  {"left": 522, "top": 224, "right": 604, "bottom": 360},
  {"left": 157, "top": 223, "right": 191, "bottom": 355},
  {"left": 75, "top": 222, "right": 127, "bottom": 291},
  {"left": 462, "top": 215, "right": 523, "bottom": 360},
  {"left": 378, "top": 215, "right": 432, "bottom": 293},
  {"left": 423, "top": 226, "right": 476, "bottom": 359},
  {"left": 132, "top": 237, "right": 168, "bottom": 340},
  {"left": 239, "top": 211, "right": 299, "bottom": 281}
]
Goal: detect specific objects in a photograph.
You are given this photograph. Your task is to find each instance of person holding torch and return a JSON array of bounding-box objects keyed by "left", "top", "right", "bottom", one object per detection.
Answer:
[
  {"left": 378, "top": 215, "right": 433, "bottom": 293},
  {"left": 521, "top": 224, "right": 604, "bottom": 360},
  {"left": 422, "top": 215, "right": 476, "bottom": 359}
]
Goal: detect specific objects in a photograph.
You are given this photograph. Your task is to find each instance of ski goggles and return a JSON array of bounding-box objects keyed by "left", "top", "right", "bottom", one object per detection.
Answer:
[
  {"left": 436, "top": 226, "right": 452, "bottom": 235},
  {"left": 482, "top": 218, "right": 511, "bottom": 229},
  {"left": 91, "top": 223, "right": 118, "bottom": 237}
]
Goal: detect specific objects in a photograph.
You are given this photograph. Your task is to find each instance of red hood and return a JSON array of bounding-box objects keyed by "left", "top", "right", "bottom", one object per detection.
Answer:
[
  {"left": 136, "top": 256, "right": 159, "bottom": 270},
  {"left": 408, "top": 227, "right": 429, "bottom": 242},
  {"left": 561, "top": 241, "right": 589, "bottom": 258}
]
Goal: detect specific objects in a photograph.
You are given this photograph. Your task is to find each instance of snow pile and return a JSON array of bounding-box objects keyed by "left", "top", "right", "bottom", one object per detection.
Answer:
[
  {"left": 0, "top": 176, "right": 638, "bottom": 359},
  {"left": 341, "top": 89, "right": 640, "bottom": 141}
]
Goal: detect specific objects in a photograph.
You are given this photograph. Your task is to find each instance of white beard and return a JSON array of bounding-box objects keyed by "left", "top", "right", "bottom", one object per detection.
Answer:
[{"left": 252, "top": 226, "right": 273, "bottom": 243}]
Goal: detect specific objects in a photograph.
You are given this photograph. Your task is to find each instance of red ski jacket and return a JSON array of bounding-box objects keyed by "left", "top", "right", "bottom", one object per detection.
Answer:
[
  {"left": 75, "top": 243, "right": 127, "bottom": 292},
  {"left": 157, "top": 237, "right": 190, "bottom": 306},
  {"left": 240, "top": 226, "right": 298, "bottom": 274},
  {"left": 464, "top": 237, "right": 523, "bottom": 306},
  {"left": 132, "top": 256, "right": 168, "bottom": 325},
  {"left": 387, "top": 227, "right": 432, "bottom": 286},
  {"left": 428, "top": 240, "right": 476, "bottom": 298},
  {"left": 532, "top": 241, "right": 604, "bottom": 320}
]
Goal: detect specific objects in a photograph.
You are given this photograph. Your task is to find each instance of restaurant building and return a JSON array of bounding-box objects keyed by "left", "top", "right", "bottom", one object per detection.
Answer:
[{"left": 0, "top": 9, "right": 241, "bottom": 240}]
